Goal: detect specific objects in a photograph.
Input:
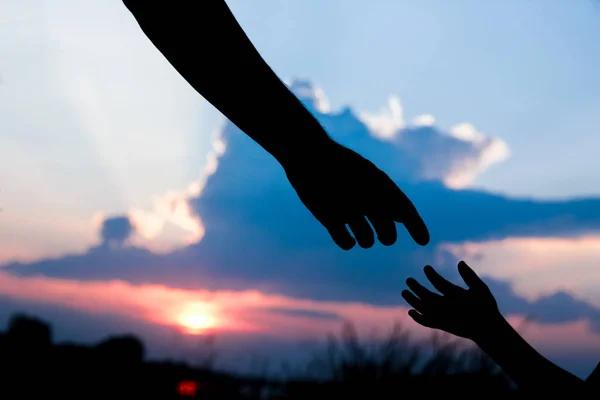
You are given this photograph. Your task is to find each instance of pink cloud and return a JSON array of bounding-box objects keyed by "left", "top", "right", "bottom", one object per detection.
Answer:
[
  {"left": 1, "top": 270, "right": 599, "bottom": 365},
  {"left": 443, "top": 235, "right": 600, "bottom": 304},
  {"left": 0, "top": 270, "right": 406, "bottom": 338}
]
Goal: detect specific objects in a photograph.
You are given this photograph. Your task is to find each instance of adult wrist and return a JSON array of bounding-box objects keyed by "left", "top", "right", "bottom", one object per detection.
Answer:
[{"left": 275, "top": 132, "right": 337, "bottom": 171}]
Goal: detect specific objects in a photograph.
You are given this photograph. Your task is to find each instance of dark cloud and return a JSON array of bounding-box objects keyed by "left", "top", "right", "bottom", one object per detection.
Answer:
[
  {"left": 264, "top": 308, "right": 342, "bottom": 321},
  {"left": 290, "top": 79, "right": 509, "bottom": 187},
  {"left": 4, "top": 79, "right": 600, "bottom": 332},
  {"left": 100, "top": 215, "right": 134, "bottom": 248}
]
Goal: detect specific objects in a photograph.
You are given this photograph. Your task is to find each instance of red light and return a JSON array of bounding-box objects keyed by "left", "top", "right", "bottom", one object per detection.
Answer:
[{"left": 177, "top": 380, "right": 198, "bottom": 397}]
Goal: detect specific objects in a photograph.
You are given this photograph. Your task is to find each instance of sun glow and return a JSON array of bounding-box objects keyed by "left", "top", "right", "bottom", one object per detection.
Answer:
[{"left": 176, "top": 303, "right": 218, "bottom": 334}]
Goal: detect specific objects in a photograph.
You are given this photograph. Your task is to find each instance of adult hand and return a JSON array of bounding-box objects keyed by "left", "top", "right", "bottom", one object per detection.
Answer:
[
  {"left": 401, "top": 261, "right": 501, "bottom": 341},
  {"left": 282, "top": 139, "right": 429, "bottom": 249}
]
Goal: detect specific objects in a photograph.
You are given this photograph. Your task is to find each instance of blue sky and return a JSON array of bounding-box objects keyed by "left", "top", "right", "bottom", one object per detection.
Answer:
[
  {"left": 2, "top": 0, "right": 600, "bottom": 379},
  {"left": 224, "top": 0, "right": 600, "bottom": 198}
]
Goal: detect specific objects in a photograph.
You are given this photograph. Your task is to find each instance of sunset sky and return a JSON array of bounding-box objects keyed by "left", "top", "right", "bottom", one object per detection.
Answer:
[{"left": 2, "top": 0, "right": 600, "bottom": 378}]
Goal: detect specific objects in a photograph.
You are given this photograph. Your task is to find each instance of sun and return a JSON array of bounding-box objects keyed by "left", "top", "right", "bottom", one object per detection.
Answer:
[
  {"left": 179, "top": 312, "right": 215, "bottom": 331},
  {"left": 176, "top": 305, "right": 218, "bottom": 334}
]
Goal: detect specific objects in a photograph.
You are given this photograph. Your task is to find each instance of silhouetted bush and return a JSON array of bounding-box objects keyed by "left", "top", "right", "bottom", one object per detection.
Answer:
[
  {"left": 0, "top": 313, "right": 514, "bottom": 399},
  {"left": 279, "top": 321, "right": 513, "bottom": 398}
]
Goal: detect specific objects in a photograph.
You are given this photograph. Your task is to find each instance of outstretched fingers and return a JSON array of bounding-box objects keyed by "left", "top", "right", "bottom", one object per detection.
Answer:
[
  {"left": 347, "top": 216, "right": 375, "bottom": 248},
  {"left": 424, "top": 265, "right": 463, "bottom": 295},
  {"left": 402, "top": 290, "right": 426, "bottom": 313},
  {"left": 404, "top": 276, "right": 442, "bottom": 330},
  {"left": 457, "top": 261, "right": 488, "bottom": 290},
  {"left": 324, "top": 222, "right": 355, "bottom": 250},
  {"left": 408, "top": 310, "right": 435, "bottom": 328},
  {"left": 388, "top": 179, "right": 430, "bottom": 246},
  {"left": 366, "top": 213, "right": 397, "bottom": 246},
  {"left": 406, "top": 278, "right": 440, "bottom": 303}
]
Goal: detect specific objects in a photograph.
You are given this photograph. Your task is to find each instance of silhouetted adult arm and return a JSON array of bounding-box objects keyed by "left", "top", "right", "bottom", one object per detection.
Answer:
[
  {"left": 122, "top": 0, "right": 429, "bottom": 250},
  {"left": 402, "top": 261, "right": 586, "bottom": 394},
  {"left": 122, "top": 0, "right": 325, "bottom": 164}
]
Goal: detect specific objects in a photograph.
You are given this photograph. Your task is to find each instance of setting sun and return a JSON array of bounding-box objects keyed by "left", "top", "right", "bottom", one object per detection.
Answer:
[{"left": 176, "top": 304, "right": 218, "bottom": 334}]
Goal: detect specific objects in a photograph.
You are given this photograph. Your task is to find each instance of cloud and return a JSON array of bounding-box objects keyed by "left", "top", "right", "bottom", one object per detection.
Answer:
[
  {"left": 127, "top": 182, "right": 204, "bottom": 253},
  {"left": 3, "top": 77, "right": 600, "bottom": 375},
  {"left": 289, "top": 80, "right": 331, "bottom": 114},
  {"left": 350, "top": 83, "right": 510, "bottom": 188},
  {"left": 2, "top": 269, "right": 600, "bottom": 346},
  {"left": 444, "top": 123, "right": 511, "bottom": 188},
  {"left": 0, "top": 270, "right": 408, "bottom": 338},
  {"left": 469, "top": 275, "right": 600, "bottom": 333},
  {"left": 5, "top": 79, "right": 600, "bottom": 314},
  {"left": 0, "top": 271, "right": 599, "bottom": 376},
  {"left": 126, "top": 136, "right": 226, "bottom": 254},
  {"left": 358, "top": 95, "right": 405, "bottom": 139},
  {"left": 443, "top": 236, "right": 600, "bottom": 307},
  {"left": 99, "top": 216, "right": 134, "bottom": 247},
  {"left": 0, "top": 0, "right": 211, "bottom": 263},
  {"left": 412, "top": 114, "right": 436, "bottom": 127}
]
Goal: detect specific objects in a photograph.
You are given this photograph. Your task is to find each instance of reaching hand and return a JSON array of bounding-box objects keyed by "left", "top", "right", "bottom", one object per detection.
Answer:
[
  {"left": 401, "top": 261, "right": 501, "bottom": 341},
  {"left": 121, "top": 0, "right": 428, "bottom": 250},
  {"left": 282, "top": 139, "right": 429, "bottom": 250}
]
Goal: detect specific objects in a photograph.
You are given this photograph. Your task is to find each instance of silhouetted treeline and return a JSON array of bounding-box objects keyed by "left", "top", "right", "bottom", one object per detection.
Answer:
[{"left": 0, "top": 313, "right": 515, "bottom": 399}]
